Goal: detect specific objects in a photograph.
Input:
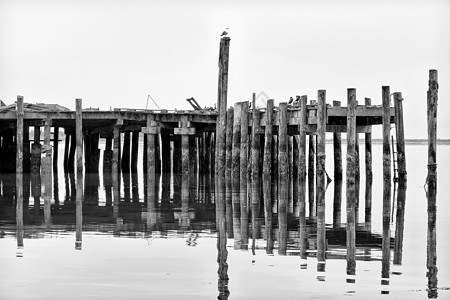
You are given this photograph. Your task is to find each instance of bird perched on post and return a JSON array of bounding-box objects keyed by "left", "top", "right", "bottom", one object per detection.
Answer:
[
  {"left": 220, "top": 28, "right": 229, "bottom": 37},
  {"left": 289, "top": 96, "right": 294, "bottom": 104}
]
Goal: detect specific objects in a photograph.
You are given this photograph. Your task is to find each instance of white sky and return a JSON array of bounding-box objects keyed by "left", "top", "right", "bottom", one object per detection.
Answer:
[{"left": 1, "top": 0, "right": 449, "bottom": 138}]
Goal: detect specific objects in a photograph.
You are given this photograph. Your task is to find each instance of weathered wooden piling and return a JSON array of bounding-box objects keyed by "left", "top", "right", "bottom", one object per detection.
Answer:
[
  {"left": 393, "top": 92, "right": 406, "bottom": 183},
  {"left": 393, "top": 183, "right": 406, "bottom": 265},
  {"left": 251, "top": 107, "right": 261, "bottom": 240},
  {"left": 121, "top": 131, "right": 131, "bottom": 173},
  {"left": 278, "top": 102, "right": 288, "bottom": 255},
  {"left": 381, "top": 86, "right": 391, "bottom": 279},
  {"left": 355, "top": 131, "right": 360, "bottom": 223},
  {"left": 42, "top": 118, "right": 52, "bottom": 176},
  {"left": 23, "top": 125, "right": 30, "bottom": 173},
  {"left": 332, "top": 100, "right": 343, "bottom": 227},
  {"left": 308, "top": 134, "right": 315, "bottom": 217},
  {"left": 131, "top": 130, "right": 139, "bottom": 173},
  {"left": 240, "top": 101, "right": 249, "bottom": 248},
  {"left": 143, "top": 114, "right": 158, "bottom": 217},
  {"left": 75, "top": 99, "right": 83, "bottom": 250},
  {"left": 68, "top": 131, "right": 76, "bottom": 173},
  {"left": 63, "top": 130, "right": 70, "bottom": 173},
  {"left": 225, "top": 107, "right": 234, "bottom": 236},
  {"left": 426, "top": 69, "right": 438, "bottom": 297},
  {"left": 298, "top": 95, "right": 308, "bottom": 258},
  {"left": 316, "top": 90, "right": 327, "bottom": 262},
  {"left": 31, "top": 126, "right": 41, "bottom": 173},
  {"left": 53, "top": 126, "right": 59, "bottom": 172},
  {"left": 103, "top": 134, "right": 113, "bottom": 173},
  {"left": 232, "top": 102, "right": 242, "bottom": 248},
  {"left": 346, "top": 88, "right": 357, "bottom": 275},
  {"left": 161, "top": 132, "right": 171, "bottom": 203},
  {"left": 263, "top": 99, "right": 274, "bottom": 253},
  {"left": 362, "top": 98, "right": 373, "bottom": 225},
  {"left": 16, "top": 96, "right": 24, "bottom": 248}
]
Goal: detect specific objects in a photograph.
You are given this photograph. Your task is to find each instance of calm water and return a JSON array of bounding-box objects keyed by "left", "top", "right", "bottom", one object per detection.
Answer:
[{"left": 0, "top": 143, "right": 449, "bottom": 299}]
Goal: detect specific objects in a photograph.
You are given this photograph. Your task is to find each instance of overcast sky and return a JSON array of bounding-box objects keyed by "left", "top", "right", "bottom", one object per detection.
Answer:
[{"left": 1, "top": 0, "right": 449, "bottom": 138}]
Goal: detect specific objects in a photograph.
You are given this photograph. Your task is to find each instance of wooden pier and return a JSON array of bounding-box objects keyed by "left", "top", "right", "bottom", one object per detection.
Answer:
[{"left": 1, "top": 36, "right": 415, "bottom": 269}]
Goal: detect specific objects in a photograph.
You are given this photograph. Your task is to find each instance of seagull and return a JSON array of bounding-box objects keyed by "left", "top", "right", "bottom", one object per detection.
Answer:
[
  {"left": 289, "top": 96, "right": 294, "bottom": 104},
  {"left": 220, "top": 28, "right": 229, "bottom": 37}
]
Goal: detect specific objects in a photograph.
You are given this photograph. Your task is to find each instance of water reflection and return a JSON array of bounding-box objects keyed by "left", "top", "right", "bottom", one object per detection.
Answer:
[{"left": 1, "top": 146, "right": 445, "bottom": 299}]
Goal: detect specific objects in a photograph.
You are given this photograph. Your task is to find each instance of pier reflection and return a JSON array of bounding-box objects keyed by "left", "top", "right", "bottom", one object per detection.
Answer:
[{"left": 0, "top": 154, "right": 434, "bottom": 299}]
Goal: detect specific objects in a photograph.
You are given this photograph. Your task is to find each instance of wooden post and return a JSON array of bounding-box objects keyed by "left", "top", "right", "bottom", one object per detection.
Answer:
[
  {"left": 364, "top": 98, "right": 373, "bottom": 225},
  {"left": 16, "top": 96, "right": 24, "bottom": 249},
  {"left": 216, "top": 36, "right": 230, "bottom": 175},
  {"left": 316, "top": 90, "right": 326, "bottom": 262},
  {"left": 426, "top": 69, "right": 438, "bottom": 297},
  {"left": 75, "top": 99, "right": 83, "bottom": 250},
  {"left": 346, "top": 88, "right": 357, "bottom": 275},
  {"left": 68, "top": 131, "right": 76, "bottom": 173},
  {"left": 103, "top": 135, "right": 113, "bottom": 174},
  {"left": 121, "top": 131, "right": 131, "bottom": 173},
  {"left": 355, "top": 131, "right": 360, "bottom": 223},
  {"left": 43, "top": 118, "right": 52, "bottom": 176},
  {"left": 333, "top": 101, "right": 343, "bottom": 181},
  {"left": 381, "top": 86, "right": 392, "bottom": 279},
  {"left": 298, "top": 95, "right": 308, "bottom": 259},
  {"left": 131, "top": 130, "right": 139, "bottom": 173},
  {"left": 161, "top": 132, "right": 171, "bottom": 203},
  {"left": 145, "top": 115, "right": 157, "bottom": 224},
  {"left": 278, "top": 102, "right": 288, "bottom": 255},
  {"left": 225, "top": 107, "right": 234, "bottom": 236},
  {"left": 240, "top": 101, "right": 249, "bottom": 248},
  {"left": 393, "top": 92, "right": 407, "bottom": 183},
  {"left": 308, "top": 134, "right": 315, "bottom": 217},
  {"left": 53, "top": 126, "right": 59, "bottom": 173},
  {"left": 112, "top": 126, "right": 121, "bottom": 178},
  {"left": 332, "top": 100, "right": 343, "bottom": 228},
  {"left": 23, "top": 125, "right": 30, "bottom": 173},
  {"left": 251, "top": 107, "right": 261, "bottom": 241},
  {"left": 31, "top": 126, "right": 42, "bottom": 173},
  {"left": 393, "top": 183, "right": 406, "bottom": 265},
  {"left": 263, "top": 99, "right": 274, "bottom": 253},
  {"left": 63, "top": 129, "right": 70, "bottom": 173},
  {"left": 232, "top": 102, "right": 242, "bottom": 248}
]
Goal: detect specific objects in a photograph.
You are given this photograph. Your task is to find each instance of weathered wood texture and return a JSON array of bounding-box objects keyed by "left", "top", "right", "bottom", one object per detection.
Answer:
[
  {"left": 298, "top": 95, "right": 308, "bottom": 259},
  {"left": 263, "top": 99, "right": 274, "bottom": 254},
  {"left": 381, "top": 86, "right": 391, "bottom": 279},
  {"left": 394, "top": 92, "right": 407, "bottom": 182},
  {"left": 278, "top": 102, "right": 288, "bottom": 255},
  {"left": 346, "top": 88, "right": 357, "bottom": 275},
  {"left": 75, "top": 99, "right": 83, "bottom": 250},
  {"left": 364, "top": 98, "right": 373, "bottom": 224},
  {"left": 316, "top": 90, "right": 326, "bottom": 262}
]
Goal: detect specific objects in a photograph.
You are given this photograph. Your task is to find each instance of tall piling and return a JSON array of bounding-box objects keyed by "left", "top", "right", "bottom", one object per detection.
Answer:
[
  {"left": 308, "top": 134, "right": 315, "bottom": 217},
  {"left": 16, "top": 96, "right": 24, "bottom": 249},
  {"left": 225, "top": 107, "right": 234, "bottom": 236},
  {"left": 251, "top": 108, "right": 261, "bottom": 241},
  {"left": 121, "top": 131, "right": 131, "bottom": 173},
  {"left": 333, "top": 100, "right": 343, "bottom": 227},
  {"left": 316, "top": 90, "right": 326, "bottom": 263},
  {"left": 53, "top": 126, "right": 59, "bottom": 172},
  {"left": 393, "top": 92, "right": 406, "bottom": 183},
  {"left": 381, "top": 86, "right": 392, "bottom": 279},
  {"left": 278, "top": 102, "right": 288, "bottom": 255},
  {"left": 232, "top": 102, "right": 242, "bottom": 248},
  {"left": 298, "top": 95, "right": 308, "bottom": 258},
  {"left": 426, "top": 69, "right": 438, "bottom": 297},
  {"left": 364, "top": 98, "right": 373, "bottom": 225},
  {"left": 263, "top": 99, "right": 274, "bottom": 253},
  {"left": 75, "top": 99, "right": 83, "bottom": 250},
  {"left": 346, "top": 88, "right": 357, "bottom": 275},
  {"left": 63, "top": 129, "right": 70, "bottom": 173},
  {"left": 131, "top": 130, "right": 139, "bottom": 173},
  {"left": 31, "top": 126, "right": 41, "bottom": 173},
  {"left": 240, "top": 101, "right": 249, "bottom": 248}
]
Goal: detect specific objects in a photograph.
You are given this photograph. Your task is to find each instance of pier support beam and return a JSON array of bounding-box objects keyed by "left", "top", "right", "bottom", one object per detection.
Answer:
[
  {"left": 346, "top": 88, "right": 357, "bottom": 275},
  {"left": 16, "top": 96, "right": 24, "bottom": 248},
  {"left": 240, "top": 101, "right": 249, "bottom": 249},
  {"left": 332, "top": 101, "right": 343, "bottom": 227},
  {"left": 131, "top": 130, "right": 139, "bottom": 173},
  {"left": 278, "top": 102, "right": 288, "bottom": 255},
  {"left": 263, "top": 99, "right": 274, "bottom": 254},
  {"left": 298, "top": 96, "right": 308, "bottom": 259},
  {"left": 394, "top": 92, "right": 406, "bottom": 183},
  {"left": 232, "top": 102, "right": 242, "bottom": 248},
  {"left": 316, "top": 90, "right": 327, "bottom": 263},
  {"left": 75, "top": 99, "right": 83, "bottom": 250},
  {"left": 31, "top": 126, "right": 41, "bottom": 173},
  {"left": 381, "top": 86, "right": 392, "bottom": 279},
  {"left": 53, "top": 126, "right": 59, "bottom": 173},
  {"left": 364, "top": 98, "right": 373, "bottom": 225}
]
